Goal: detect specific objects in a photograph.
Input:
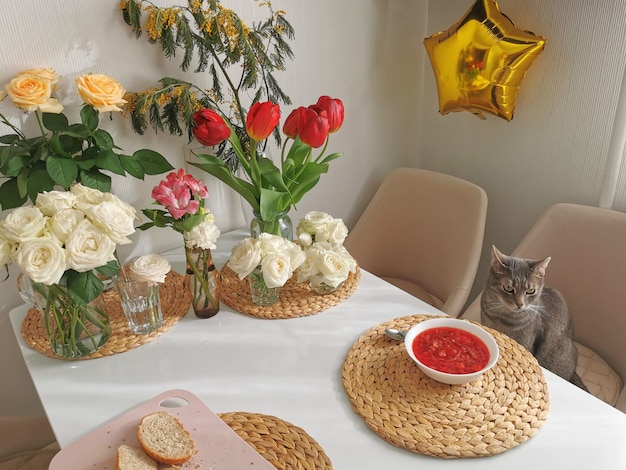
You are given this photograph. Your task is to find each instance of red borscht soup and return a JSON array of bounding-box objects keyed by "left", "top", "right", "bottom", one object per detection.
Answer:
[{"left": 411, "top": 326, "right": 490, "bottom": 374}]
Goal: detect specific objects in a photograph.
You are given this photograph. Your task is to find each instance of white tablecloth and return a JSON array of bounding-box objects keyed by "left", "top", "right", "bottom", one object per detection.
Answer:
[{"left": 9, "top": 229, "right": 626, "bottom": 469}]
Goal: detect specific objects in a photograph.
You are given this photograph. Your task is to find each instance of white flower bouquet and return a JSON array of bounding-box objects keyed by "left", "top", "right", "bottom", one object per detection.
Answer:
[
  {"left": 228, "top": 233, "right": 305, "bottom": 289},
  {"left": 296, "top": 211, "right": 357, "bottom": 292},
  {"left": 1, "top": 183, "right": 136, "bottom": 303},
  {"left": 2, "top": 183, "right": 137, "bottom": 357}
]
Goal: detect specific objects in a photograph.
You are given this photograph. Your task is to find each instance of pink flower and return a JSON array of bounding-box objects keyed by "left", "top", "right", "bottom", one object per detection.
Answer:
[{"left": 151, "top": 169, "right": 208, "bottom": 219}]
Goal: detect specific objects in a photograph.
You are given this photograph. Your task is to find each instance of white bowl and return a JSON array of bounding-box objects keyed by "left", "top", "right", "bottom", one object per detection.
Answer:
[{"left": 403, "top": 317, "right": 499, "bottom": 385}]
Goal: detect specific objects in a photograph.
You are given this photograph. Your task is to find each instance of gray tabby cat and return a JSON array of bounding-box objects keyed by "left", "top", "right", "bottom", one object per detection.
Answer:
[{"left": 480, "top": 245, "right": 587, "bottom": 391}]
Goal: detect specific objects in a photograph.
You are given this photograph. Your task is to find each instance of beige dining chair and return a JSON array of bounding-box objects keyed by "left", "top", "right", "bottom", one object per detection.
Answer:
[
  {"left": 0, "top": 416, "right": 58, "bottom": 469},
  {"left": 344, "top": 168, "right": 488, "bottom": 316},
  {"left": 461, "top": 203, "right": 626, "bottom": 411}
]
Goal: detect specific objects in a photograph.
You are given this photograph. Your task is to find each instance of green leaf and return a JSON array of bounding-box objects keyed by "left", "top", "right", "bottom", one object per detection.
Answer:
[
  {"left": 0, "top": 134, "right": 20, "bottom": 144},
  {"left": 48, "top": 134, "right": 70, "bottom": 157},
  {"left": 119, "top": 155, "right": 145, "bottom": 179},
  {"left": 64, "top": 123, "right": 91, "bottom": 139},
  {"left": 0, "top": 179, "right": 27, "bottom": 210},
  {"left": 92, "top": 150, "right": 125, "bottom": 175},
  {"left": 96, "top": 261, "right": 120, "bottom": 278},
  {"left": 134, "top": 149, "right": 174, "bottom": 174},
  {"left": 47, "top": 155, "right": 79, "bottom": 187},
  {"left": 256, "top": 156, "right": 289, "bottom": 193},
  {"left": 190, "top": 153, "right": 260, "bottom": 211},
  {"left": 57, "top": 134, "right": 83, "bottom": 155},
  {"left": 42, "top": 113, "right": 69, "bottom": 132},
  {"left": 4, "top": 155, "right": 29, "bottom": 177},
  {"left": 66, "top": 270, "right": 103, "bottom": 305},
  {"left": 259, "top": 188, "right": 286, "bottom": 221},
  {"left": 93, "top": 129, "right": 114, "bottom": 150},
  {"left": 81, "top": 105, "right": 100, "bottom": 132},
  {"left": 28, "top": 166, "right": 56, "bottom": 201},
  {"left": 141, "top": 208, "right": 174, "bottom": 229},
  {"left": 78, "top": 169, "right": 111, "bottom": 192}
]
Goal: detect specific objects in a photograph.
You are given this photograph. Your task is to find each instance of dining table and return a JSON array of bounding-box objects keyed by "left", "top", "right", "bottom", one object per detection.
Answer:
[{"left": 8, "top": 228, "right": 626, "bottom": 469}]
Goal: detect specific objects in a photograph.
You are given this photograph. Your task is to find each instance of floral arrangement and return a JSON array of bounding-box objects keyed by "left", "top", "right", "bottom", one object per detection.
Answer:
[
  {"left": 126, "top": 253, "right": 172, "bottom": 285},
  {"left": 139, "top": 168, "right": 220, "bottom": 249},
  {"left": 0, "top": 183, "right": 136, "bottom": 304},
  {"left": 228, "top": 233, "right": 305, "bottom": 289},
  {"left": 119, "top": 0, "right": 294, "bottom": 170},
  {"left": 0, "top": 68, "right": 173, "bottom": 210},
  {"left": 295, "top": 212, "right": 357, "bottom": 290},
  {"left": 140, "top": 169, "right": 221, "bottom": 315},
  {"left": 189, "top": 96, "right": 345, "bottom": 236}
]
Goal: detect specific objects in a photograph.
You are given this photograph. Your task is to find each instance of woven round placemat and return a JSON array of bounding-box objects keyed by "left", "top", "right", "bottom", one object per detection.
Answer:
[
  {"left": 219, "top": 264, "right": 360, "bottom": 319},
  {"left": 219, "top": 412, "right": 333, "bottom": 469},
  {"left": 342, "top": 314, "right": 550, "bottom": 459},
  {"left": 20, "top": 271, "right": 192, "bottom": 360}
]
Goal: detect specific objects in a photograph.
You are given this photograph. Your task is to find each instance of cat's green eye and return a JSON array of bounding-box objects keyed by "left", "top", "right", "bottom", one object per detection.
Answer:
[
  {"left": 526, "top": 288, "right": 536, "bottom": 295},
  {"left": 502, "top": 285, "right": 514, "bottom": 293}
]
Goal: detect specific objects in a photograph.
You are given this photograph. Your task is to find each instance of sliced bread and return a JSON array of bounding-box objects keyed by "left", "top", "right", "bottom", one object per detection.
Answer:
[
  {"left": 115, "top": 444, "right": 158, "bottom": 470},
  {"left": 136, "top": 412, "right": 196, "bottom": 465}
]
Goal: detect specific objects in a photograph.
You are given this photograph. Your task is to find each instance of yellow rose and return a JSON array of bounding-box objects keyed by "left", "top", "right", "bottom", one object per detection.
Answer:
[
  {"left": 4, "top": 73, "right": 63, "bottom": 113},
  {"left": 18, "top": 68, "right": 60, "bottom": 85},
  {"left": 75, "top": 74, "right": 127, "bottom": 112}
]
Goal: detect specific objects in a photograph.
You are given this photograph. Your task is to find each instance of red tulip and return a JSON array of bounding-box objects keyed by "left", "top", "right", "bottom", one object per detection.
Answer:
[
  {"left": 283, "top": 106, "right": 305, "bottom": 139},
  {"left": 312, "top": 96, "right": 344, "bottom": 133},
  {"left": 246, "top": 101, "right": 280, "bottom": 141},
  {"left": 192, "top": 108, "right": 231, "bottom": 147},
  {"left": 297, "top": 107, "right": 330, "bottom": 148}
]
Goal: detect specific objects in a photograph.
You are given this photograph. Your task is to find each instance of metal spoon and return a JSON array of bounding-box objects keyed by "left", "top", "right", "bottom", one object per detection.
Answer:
[{"left": 384, "top": 328, "right": 407, "bottom": 341}]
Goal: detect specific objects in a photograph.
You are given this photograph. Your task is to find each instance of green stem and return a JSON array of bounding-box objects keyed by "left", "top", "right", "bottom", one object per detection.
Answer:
[{"left": 185, "top": 245, "right": 217, "bottom": 309}]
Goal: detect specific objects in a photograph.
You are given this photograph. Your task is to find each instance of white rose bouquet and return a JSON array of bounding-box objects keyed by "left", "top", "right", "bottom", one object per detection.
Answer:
[
  {"left": 295, "top": 211, "right": 356, "bottom": 292},
  {"left": 1, "top": 183, "right": 136, "bottom": 305},
  {"left": 3, "top": 183, "right": 136, "bottom": 357},
  {"left": 296, "top": 211, "right": 349, "bottom": 247},
  {"left": 228, "top": 233, "right": 305, "bottom": 289}
]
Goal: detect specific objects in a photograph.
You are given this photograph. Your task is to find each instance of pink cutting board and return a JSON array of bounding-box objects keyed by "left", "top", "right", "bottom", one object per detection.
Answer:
[{"left": 49, "top": 389, "right": 276, "bottom": 470}]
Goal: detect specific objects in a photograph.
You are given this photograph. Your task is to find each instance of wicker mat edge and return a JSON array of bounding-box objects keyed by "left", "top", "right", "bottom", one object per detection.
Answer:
[
  {"left": 219, "top": 264, "right": 361, "bottom": 319},
  {"left": 20, "top": 271, "right": 192, "bottom": 360},
  {"left": 219, "top": 412, "right": 333, "bottom": 469},
  {"left": 341, "top": 314, "right": 550, "bottom": 459}
]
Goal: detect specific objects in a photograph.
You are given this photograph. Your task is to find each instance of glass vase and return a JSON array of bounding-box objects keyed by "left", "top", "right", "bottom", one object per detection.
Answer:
[
  {"left": 247, "top": 266, "right": 281, "bottom": 306},
  {"left": 184, "top": 244, "right": 220, "bottom": 318},
  {"left": 310, "top": 279, "right": 344, "bottom": 295},
  {"left": 18, "top": 274, "right": 111, "bottom": 359},
  {"left": 250, "top": 210, "right": 293, "bottom": 239}
]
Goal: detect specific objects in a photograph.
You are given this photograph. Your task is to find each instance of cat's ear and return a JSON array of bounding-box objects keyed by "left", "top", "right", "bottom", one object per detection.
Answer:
[
  {"left": 491, "top": 245, "right": 509, "bottom": 270},
  {"left": 532, "top": 256, "right": 551, "bottom": 277}
]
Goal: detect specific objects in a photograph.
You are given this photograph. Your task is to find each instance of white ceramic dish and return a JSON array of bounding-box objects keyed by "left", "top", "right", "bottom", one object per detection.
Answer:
[
  {"left": 404, "top": 317, "right": 499, "bottom": 385},
  {"left": 49, "top": 389, "right": 275, "bottom": 470}
]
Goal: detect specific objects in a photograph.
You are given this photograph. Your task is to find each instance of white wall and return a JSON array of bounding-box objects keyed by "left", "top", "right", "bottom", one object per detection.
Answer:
[{"left": 2, "top": 0, "right": 626, "bottom": 417}]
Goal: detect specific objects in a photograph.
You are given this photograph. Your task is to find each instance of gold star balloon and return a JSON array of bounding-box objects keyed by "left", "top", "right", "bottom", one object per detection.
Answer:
[{"left": 423, "top": 0, "right": 546, "bottom": 121}]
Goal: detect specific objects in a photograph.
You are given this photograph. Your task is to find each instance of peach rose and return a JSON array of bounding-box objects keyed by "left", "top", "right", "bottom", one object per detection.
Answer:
[
  {"left": 18, "top": 68, "right": 60, "bottom": 85},
  {"left": 75, "top": 73, "right": 127, "bottom": 112},
  {"left": 4, "top": 72, "right": 63, "bottom": 113}
]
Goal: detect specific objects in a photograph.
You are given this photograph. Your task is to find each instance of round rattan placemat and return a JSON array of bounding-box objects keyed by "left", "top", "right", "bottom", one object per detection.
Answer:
[
  {"left": 342, "top": 315, "right": 550, "bottom": 459},
  {"left": 219, "top": 264, "right": 360, "bottom": 319},
  {"left": 20, "top": 271, "right": 192, "bottom": 360},
  {"left": 219, "top": 412, "right": 333, "bottom": 469}
]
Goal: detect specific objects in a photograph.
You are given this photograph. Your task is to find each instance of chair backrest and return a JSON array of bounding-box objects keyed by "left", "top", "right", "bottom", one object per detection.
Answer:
[
  {"left": 344, "top": 168, "right": 488, "bottom": 316},
  {"left": 462, "top": 203, "right": 626, "bottom": 381}
]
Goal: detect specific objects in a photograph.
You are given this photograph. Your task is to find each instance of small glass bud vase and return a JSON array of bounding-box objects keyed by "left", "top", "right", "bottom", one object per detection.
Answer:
[
  {"left": 310, "top": 279, "right": 343, "bottom": 295},
  {"left": 250, "top": 210, "right": 293, "bottom": 240},
  {"left": 184, "top": 244, "right": 220, "bottom": 318},
  {"left": 247, "top": 266, "right": 281, "bottom": 306}
]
